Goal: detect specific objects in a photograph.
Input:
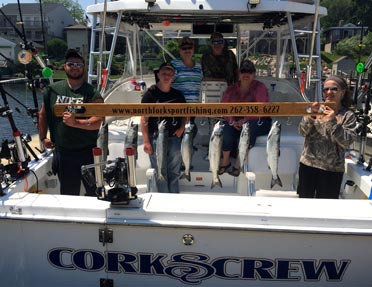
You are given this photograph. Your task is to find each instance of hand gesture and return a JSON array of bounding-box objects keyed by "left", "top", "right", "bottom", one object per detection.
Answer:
[{"left": 62, "top": 111, "right": 76, "bottom": 127}]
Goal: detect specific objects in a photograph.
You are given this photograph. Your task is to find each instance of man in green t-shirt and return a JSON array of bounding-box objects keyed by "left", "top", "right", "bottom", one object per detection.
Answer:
[{"left": 38, "top": 49, "right": 104, "bottom": 196}]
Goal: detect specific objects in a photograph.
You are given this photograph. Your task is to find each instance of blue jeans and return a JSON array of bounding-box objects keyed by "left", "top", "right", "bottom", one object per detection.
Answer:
[
  {"left": 222, "top": 118, "right": 272, "bottom": 152},
  {"left": 149, "top": 136, "right": 182, "bottom": 193}
]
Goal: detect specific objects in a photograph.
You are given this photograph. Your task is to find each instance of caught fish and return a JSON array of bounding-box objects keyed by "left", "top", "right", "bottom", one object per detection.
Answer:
[
  {"left": 156, "top": 119, "right": 168, "bottom": 181},
  {"left": 124, "top": 120, "right": 138, "bottom": 160},
  {"left": 238, "top": 122, "right": 250, "bottom": 172},
  {"left": 180, "top": 121, "right": 195, "bottom": 182},
  {"left": 266, "top": 120, "right": 282, "bottom": 188},
  {"left": 209, "top": 121, "right": 224, "bottom": 189},
  {"left": 97, "top": 120, "right": 109, "bottom": 162}
]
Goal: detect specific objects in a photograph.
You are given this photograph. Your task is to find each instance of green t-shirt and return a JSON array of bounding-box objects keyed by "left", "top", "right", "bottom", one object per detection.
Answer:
[{"left": 43, "top": 80, "right": 103, "bottom": 151}]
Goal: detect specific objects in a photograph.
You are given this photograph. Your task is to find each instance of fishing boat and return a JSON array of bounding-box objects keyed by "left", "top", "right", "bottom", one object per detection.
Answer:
[{"left": 1, "top": 0, "right": 372, "bottom": 286}]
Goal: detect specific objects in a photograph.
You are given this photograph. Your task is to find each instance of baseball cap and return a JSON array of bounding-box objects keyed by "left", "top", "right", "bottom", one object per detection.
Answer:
[
  {"left": 179, "top": 36, "right": 194, "bottom": 48},
  {"left": 210, "top": 32, "right": 224, "bottom": 40},
  {"left": 158, "top": 62, "right": 175, "bottom": 72},
  {"left": 240, "top": 59, "right": 256, "bottom": 73},
  {"left": 65, "top": 48, "right": 84, "bottom": 63}
]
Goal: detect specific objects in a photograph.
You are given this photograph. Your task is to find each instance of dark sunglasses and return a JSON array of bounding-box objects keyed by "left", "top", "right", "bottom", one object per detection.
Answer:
[
  {"left": 322, "top": 86, "right": 338, "bottom": 93},
  {"left": 212, "top": 39, "right": 224, "bottom": 45},
  {"left": 181, "top": 46, "right": 193, "bottom": 51},
  {"left": 66, "top": 62, "right": 84, "bottom": 68},
  {"left": 240, "top": 69, "right": 254, "bottom": 74}
]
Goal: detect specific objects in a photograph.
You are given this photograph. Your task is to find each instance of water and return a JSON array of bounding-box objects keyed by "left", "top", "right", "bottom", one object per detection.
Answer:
[{"left": 0, "top": 82, "right": 42, "bottom": 141}]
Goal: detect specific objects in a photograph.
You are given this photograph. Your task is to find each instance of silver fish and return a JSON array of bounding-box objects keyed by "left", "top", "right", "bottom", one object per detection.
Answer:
[
  {"left": 97, "top": 116, "right": 122, "bottom": 162},
  {"left": 266, "top": 120, "right": 282, "bottom": 188},
  {"left": 156, "top": 119, "right": 168, "bottom": 181},
  {"left": 209, "top": 121, "right": 224, "bottom": 189},
  {"left": 97, "top": 120, "right": 109, "bottom": 162},
  {"left": 180, "top": 121, "right": 195, "bottom": 182},
  {"left": 238, "top": 122, "right": 250, "bottom": 172},
  {"left": 124, "top": 120, "right": 138, "bottom": 160}
]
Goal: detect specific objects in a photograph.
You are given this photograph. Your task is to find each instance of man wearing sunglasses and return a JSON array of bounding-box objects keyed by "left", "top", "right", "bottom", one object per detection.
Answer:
[
  {"left": 38, "top": 49, "right": 104, "bottom": 196},
  {"left": 201, "top": 32, "right": 238, "bottom": 85}
]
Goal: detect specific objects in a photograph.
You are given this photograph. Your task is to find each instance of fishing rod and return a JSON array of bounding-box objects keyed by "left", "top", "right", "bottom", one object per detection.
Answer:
[
  {"left": 0, "top": 5, "right": 39, "bottom": 118},
  {"left": 38, "top": 0, "right": 48, "bottom": 56},
  {"left": 0, "top": 81, "right": 39, "bottom": 120},
  {"left": 0, "top": 2, "right": 54, "bottom": 156},
  {"left": 0, "top": 82, "right": 39, "bottom": 175},
  {"left": 358, "top": 67, "right": 372, "bottom": 167}
]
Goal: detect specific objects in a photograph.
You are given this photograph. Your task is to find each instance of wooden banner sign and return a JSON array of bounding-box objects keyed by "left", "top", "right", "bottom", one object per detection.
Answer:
[{"left": 54, "top": 102, "right": 337, "bottom": 117}]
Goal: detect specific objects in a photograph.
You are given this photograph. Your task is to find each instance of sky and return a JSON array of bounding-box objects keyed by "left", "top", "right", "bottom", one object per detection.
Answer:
[{"left": 0, "top": 0, "right": 100, "bottom": 13}]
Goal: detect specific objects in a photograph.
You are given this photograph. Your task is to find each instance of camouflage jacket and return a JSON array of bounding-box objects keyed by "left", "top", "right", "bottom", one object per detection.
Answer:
[
  {"left": 201, "top": 49, "right": 238, "bottom": 85},
  {"left": 298, "top": 108, "right": 358, "bottom": 172}
]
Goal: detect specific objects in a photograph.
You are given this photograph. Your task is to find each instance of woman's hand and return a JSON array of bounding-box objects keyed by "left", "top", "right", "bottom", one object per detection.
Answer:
[{"left": 321, "top": 106, "right": 336, "bottom": 122}]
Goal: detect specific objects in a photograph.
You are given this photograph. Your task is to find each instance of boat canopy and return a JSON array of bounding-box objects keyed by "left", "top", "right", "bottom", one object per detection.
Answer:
[{"left": 86, "top": 0, "right": 327, "bottom": 100}]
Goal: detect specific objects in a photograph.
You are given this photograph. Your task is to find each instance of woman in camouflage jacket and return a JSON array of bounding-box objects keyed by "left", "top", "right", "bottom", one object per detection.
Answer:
[{"left": 297, "top": 75, "right": 358, "bottom": 199}]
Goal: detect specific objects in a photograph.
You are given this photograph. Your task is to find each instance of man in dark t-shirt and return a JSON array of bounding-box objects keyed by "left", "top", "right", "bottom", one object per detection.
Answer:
[
  {"left": 38, "top": 49, "right": 104, "bottom": 196},
  {"left": 140, "top": 62, "right": 186, "bottom": 193}
]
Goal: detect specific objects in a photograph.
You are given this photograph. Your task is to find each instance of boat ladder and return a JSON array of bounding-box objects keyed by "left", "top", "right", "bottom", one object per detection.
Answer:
[
  {"left": 87, "top": 10, "right": 122, "bottom": 95},
  {"left": 287, "top": 7, "right": 322, "bottom": 101}
]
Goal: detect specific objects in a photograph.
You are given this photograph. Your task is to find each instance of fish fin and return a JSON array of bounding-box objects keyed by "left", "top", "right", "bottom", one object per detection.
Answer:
[{"left": 270, "top": 176, "right": 283, "bottom": 189}]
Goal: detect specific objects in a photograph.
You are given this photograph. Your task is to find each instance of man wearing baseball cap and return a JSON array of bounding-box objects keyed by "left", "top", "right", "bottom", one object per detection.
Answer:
[
  {"left": 38, "top": 48, "right": 104, "bottom": 196},
  {"left": 140, "top": 62, "right": 187, "bottom": 193},
  {"left": 201, "top": 32, "right": 239, "bottom": 85}
]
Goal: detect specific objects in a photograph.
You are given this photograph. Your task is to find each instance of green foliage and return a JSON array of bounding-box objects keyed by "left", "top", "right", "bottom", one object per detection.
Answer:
[
  {"left": 110, "top": 56, "right": 124, "bottom": 75},
  {"left": 320, "top": 0, "right": 372, "bottom": 31},
  {"left": 334, "top": 32, "right": 372, "bottom": 60},
  {"left": 198, "top": 45, "right": 209, "bottom": 55},
  {"left": 321, "top": 51, "right": 339, "bottom": 64},
  {"left": 155, "top": 39, "right": 180, "bottom": 63},
  {"left": 47, "top": 38, "right": 68, "bottom": 60}
]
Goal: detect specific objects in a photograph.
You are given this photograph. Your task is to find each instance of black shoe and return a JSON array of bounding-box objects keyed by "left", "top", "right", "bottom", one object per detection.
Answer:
[
  {"left": 218, "top": 163, "right": 231, "bottom": 175},
  {"left": 228, "top": 167, "right": 240, "bottom": 177}
]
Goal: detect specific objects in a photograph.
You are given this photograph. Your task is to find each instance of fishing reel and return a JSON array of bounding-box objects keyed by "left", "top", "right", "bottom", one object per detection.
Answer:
[
  {"left": 81, "top": 147, "right": 138, "bottom": 205},
  {"left": 0, "top": 138, "right": 30, "bottom": 176}
]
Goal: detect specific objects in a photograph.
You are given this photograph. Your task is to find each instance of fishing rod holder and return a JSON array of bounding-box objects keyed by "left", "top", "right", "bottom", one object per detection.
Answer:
[{"left": 81, "top": 147, "right": 138, "bottom": 205}]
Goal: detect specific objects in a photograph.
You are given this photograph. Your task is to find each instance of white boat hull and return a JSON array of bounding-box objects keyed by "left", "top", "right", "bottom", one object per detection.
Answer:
[{"left": 1, "top": 192, "right": 372, "bottom": 286}]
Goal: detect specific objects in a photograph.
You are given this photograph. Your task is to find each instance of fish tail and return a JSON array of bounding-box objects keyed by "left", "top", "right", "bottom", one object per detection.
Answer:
[
  {"left": 179, "top": 172, "right": 191, "bottom": 182},
  {"left": 211, "top": 176, "right": 223, "bottom": 189},
  {"left": 270, "top": 175, "right": 283, "bottom": 188}
]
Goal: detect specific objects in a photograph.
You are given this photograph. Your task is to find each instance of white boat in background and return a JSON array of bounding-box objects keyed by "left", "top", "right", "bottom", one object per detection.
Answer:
[{"left": 1, "top": 1, "right": 372, "bottom": 286}]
